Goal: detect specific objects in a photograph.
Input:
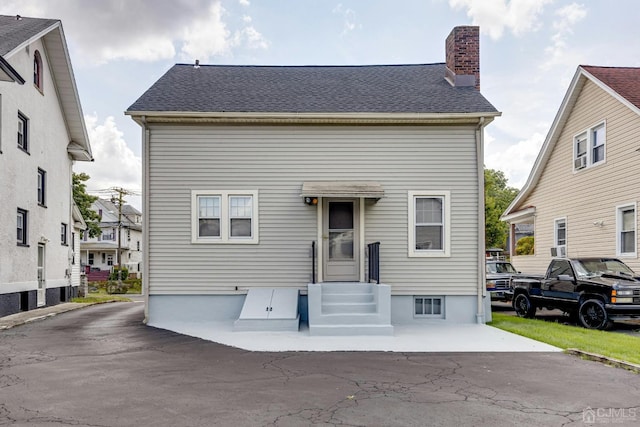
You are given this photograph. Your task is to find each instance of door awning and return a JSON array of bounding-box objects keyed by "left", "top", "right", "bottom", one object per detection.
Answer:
[{"left": 300, "top": 181, "right": 384, "bottom": 199}]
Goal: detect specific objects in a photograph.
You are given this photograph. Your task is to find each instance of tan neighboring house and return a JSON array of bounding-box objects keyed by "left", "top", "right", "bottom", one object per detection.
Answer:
[{"left": 502, "top": 65, "right": 640, "bottom": 274}]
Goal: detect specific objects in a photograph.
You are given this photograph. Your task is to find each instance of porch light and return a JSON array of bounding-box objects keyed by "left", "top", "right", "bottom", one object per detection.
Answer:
[{"left": 304, "top": 197, "right": 318, "bottom": 206}]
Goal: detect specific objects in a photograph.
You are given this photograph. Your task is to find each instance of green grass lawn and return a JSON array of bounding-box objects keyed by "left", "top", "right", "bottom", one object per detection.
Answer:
[
  {"left": 489, "top": 312, "right": 640, "bottom": 366},
  {"left": 71, "top": 293, "right": 132, "bottom": 304}
]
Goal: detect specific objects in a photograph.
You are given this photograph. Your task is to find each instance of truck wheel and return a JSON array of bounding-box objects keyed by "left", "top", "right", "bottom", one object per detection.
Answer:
[
  {"left": 578, "top": 299, "right": 613, "bottom": 330},
  {"left": 513, "top": 293, "right": 536, "bottom": 318}
]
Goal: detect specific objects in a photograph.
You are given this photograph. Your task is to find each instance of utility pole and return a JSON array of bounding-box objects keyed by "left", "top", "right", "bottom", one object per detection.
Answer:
[{"left": 110, "top": 187, "right": 134, "bottom": 284}]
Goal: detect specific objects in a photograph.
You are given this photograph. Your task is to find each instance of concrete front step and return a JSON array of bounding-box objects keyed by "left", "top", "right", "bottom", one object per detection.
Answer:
[
  {"left": 309, "top": 324, "right": 394, "bottom": 336},
  {"left": 312, "top": 312, "right": 388, "bottom": 324},
  {"left": 308, "top": 282, "right": 392, "bottom": 336},
  {"left": 322, "top": 302, "right": 376, "bottom": 314},
  {"left": 322, "top": 293, "right": 374, "bottom": 304},
  {"left": 319, "top": 283, "right": 374, "bottom": 293}
]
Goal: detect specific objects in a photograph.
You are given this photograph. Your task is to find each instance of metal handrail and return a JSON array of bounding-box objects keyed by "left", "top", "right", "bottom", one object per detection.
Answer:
[
  {"left": 311, "top": 241, "right": 316, "bottom": 284},
  {"left": 368, "top": 241, "right": 380, "bottom": 283}
]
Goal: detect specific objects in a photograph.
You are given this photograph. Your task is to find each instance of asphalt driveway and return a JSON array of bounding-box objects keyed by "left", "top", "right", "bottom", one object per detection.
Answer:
[{"left": 1, "top": 301, "right": 639, "bottom": 426}]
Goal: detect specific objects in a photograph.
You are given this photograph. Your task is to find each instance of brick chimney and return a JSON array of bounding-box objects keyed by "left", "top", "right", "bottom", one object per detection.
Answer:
[{"left": 445, "top": 26, "right": 480, "bottom": 90}]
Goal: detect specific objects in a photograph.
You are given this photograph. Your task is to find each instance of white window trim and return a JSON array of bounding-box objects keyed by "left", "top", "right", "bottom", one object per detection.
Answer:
[
  {"left": 573, "top": 120, "right": 606, "bottom": 171},
  {"left": 408, "top": 190, "right": 451, "bottom": 257},
  {"left": 616, "top": 202, "right": 637, "bottom": 258},
  {"left": 553, "top": 217, "right": 567, "bottom": 248},
  {"left": 191, "top": 190, "right": 259, "bottom": 244},
  {"left": 18, "top": 112, "right": 28, "bottom": 152}
]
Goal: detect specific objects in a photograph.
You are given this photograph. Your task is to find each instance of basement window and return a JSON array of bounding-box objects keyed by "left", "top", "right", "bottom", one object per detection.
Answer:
[{"left": 414, "top": 296, "right": 444, "bottom": 318}]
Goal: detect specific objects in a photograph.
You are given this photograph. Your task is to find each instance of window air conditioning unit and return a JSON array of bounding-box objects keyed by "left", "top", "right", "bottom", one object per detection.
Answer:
[
  {"left": 574, "top": 156, "right": 587, "bottom": 170},
  {"left": 550, "top": 246, "right": 567, "bottom": 257}
]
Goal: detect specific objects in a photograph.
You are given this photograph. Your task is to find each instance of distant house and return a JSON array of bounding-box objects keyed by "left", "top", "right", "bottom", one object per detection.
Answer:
[
  {"left": 0, "top": 15, "right": 93, "bottom": 316},
  {"left": 502, "top": 66, "right": 640, "bottom": 274},
  {"left": 127, "top": 26, "right": 500, "bottom": 335},
  {"left": 80, "top": 198, "right": 143, "bottom": 279}
]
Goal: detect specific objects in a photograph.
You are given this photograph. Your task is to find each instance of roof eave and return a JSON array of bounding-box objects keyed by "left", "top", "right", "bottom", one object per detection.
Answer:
[
  {"left": 126, "top": 110, "right": 501, "bottom": 125},
  {"left": 3, "top": 20, "right": 60, "bottom": 58},
  {"left": 581, "top": 67, "right": 640, "bottom": 117},
  {"left": 0, "top": 56, "right": 25, "bottom": 83},
  {"left": 501, "top": 206, "right": 536, "bottom": 223},
  {"left": 41, "top": 24, "right": 93, "bottom": 161},
  {"left": 68, "top": 142, "right": 93, "bottom": 161}
]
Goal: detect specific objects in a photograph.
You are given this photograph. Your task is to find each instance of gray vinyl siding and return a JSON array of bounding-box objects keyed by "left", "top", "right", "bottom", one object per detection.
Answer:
[
  {"left": 512, "top": 79, "right": 640, "bottom": 274},
  {"left": 147, "top": 125, "right": 480, "bottom": 295}
]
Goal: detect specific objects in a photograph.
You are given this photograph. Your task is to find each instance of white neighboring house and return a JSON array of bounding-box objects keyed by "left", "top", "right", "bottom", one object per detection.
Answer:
[
  {"left": 80, "top": 198, "right": 143, "bottom": 279},
  {"left": 127, "top": 26, "right": 500, "bottom": 335},
  {"left": 0, "top": 15, "right": 93, "bottom": 317}
]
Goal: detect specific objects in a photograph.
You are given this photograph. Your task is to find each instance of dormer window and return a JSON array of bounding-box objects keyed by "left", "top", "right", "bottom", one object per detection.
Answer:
[{"left": 33, "top": 50, "right": 43, "bottom": 91}]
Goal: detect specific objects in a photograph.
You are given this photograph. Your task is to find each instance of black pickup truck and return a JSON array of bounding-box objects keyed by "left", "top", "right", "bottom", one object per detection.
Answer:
[{"left": 510, "top": 258, "right": 640, "bottom": 330}]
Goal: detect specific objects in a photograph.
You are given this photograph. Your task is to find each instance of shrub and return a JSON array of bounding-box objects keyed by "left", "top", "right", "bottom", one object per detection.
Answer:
[
  {"left": 109, "top": 266, "right": 129, "bottom": 281},
  {"left": 516, "top": 236, "right": 534, "bottom": 255}
]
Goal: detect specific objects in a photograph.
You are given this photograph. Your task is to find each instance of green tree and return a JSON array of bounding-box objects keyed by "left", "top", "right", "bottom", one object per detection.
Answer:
[
  {"left": 72, "top": 172, "right": 101, "bottom": 237},
  {"left": 485, "top": 168, "right": 519, "bottom": 250}
]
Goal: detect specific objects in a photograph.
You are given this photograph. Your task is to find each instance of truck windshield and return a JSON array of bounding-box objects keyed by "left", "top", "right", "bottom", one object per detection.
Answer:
[
  {"left": 486, "top": 262, "right": 517, "bottom": 274},
  {"left": 573, "top": 259, "right": 636, "bottom": 278}
]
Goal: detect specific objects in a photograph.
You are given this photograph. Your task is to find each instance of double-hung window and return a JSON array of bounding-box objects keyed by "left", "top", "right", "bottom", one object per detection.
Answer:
[
  {"left": 17, "top": 208, "right": 28, "bottom": 246},
  {"left": 554, "top": 218, "right": 567, "bottom": 252},
  {"left": 192, "top": 190, "right": 258, "bottom": 244},
  {"left": 33, "top": 50, "right": 43, "bottom": 91},
  {"left": 37, "top": 168, "right": 46, "bottom": 206},
  {"left": 408, "top": 191, "right": 450, "bottom": 257},
  {"left": 18, "top": 112, "right": 28, "bottom": 152},
  {"left": 61, "top": 223, "right": 68, "bottom": 245},
  {"left": 574, "top": 122, "right": 605, "bottom": 171},
  {"left": 617, "top": 204, "right": 636, "bottom": 257}
]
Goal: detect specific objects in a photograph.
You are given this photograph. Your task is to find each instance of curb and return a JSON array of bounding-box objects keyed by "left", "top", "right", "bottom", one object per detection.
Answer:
[
  {"left": 0, "top": 303, "right": 93, "bottom": 331},
  {"left": 566, "top": 348, "right": 640, "bottom": 373}
]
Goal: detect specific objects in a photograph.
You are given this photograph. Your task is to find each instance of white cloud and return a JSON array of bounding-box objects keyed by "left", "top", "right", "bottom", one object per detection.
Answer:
[
  {"left": 448, "top": 0, "right": 553, "bottom": 39},
  {"left": 332, "top": 4, "right": 361, "bottom": 36},
  {"left": 485, "top": 131, "right": 545, "bottom": 189},
  {"left": 0, "top": 0, "right": 267, "bottom": 65},
  {"left": 98, "top": 37, "right": 176, "bottom": 64},
  {"left": 181, "top": 2, "right": 232, "bottom": 61},
  {"left": 75, "top": 115, "right": 142, "bottom": 209},
  {"left": 180, "top": 3, "right": 269, "bottom": 61},
  {"left": 540, "top": 3, "right": 588, "bottom": 71},
  {"left": 233, "top": 25, "right": 270, "bottom": 50}
]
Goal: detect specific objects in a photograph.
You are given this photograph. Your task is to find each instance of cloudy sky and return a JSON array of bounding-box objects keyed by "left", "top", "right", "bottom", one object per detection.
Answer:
[{"left": 2, "top": 0, "right": 639, "bottom": 210}]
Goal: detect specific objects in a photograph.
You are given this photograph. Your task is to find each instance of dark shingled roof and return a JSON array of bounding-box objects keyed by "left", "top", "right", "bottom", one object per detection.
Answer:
[
  {"left": 582, "top": 65, "right": 640, "bottom": 110},
  {"left": 0, "top": 15, "right": 59, "bottom": 56},
  {"left": 127, "top": 63, "right": 498, "bottom": 115}
]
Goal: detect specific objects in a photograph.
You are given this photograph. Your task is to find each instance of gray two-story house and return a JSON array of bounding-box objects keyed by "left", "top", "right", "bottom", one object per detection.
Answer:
[{"left": 127, "top": 26, "right": 499, "bottom": 336}]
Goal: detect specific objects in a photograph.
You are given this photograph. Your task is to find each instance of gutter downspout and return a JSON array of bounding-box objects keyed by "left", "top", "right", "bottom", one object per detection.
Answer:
[
  {"left": 140, "top": 116, "right": 150, "bottom": 324},
  {"left": 476, "top": 117, "right": 487, "bottom": 324}
]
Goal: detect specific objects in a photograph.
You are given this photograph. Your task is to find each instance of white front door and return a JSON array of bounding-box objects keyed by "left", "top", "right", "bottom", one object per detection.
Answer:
[
  {"left": 37, "top": 243, "right": 46, "bottom": 307},
  {"left": 323, "top": 199, "right": 359, "bottom": 282}
]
